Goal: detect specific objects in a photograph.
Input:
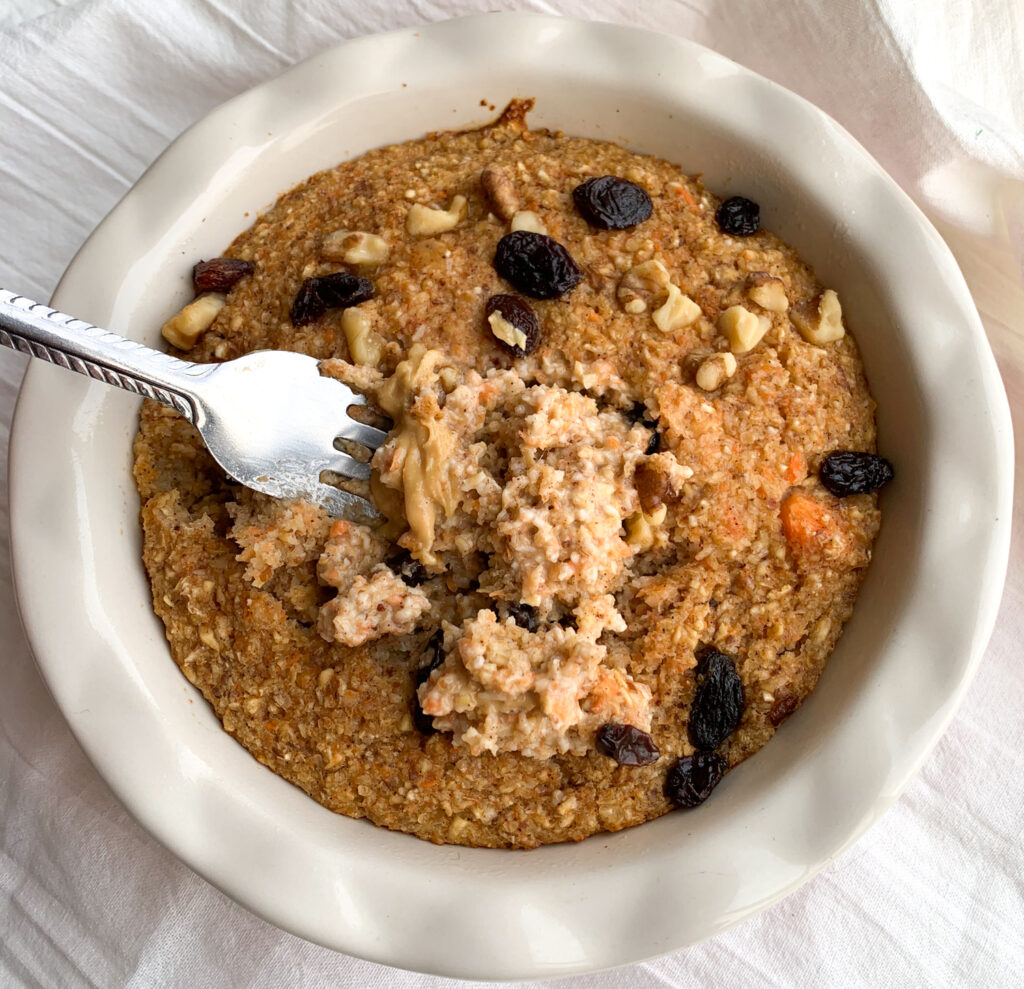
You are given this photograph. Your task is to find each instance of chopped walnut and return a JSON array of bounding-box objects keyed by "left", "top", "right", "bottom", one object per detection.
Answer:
[
  {"left": 791, "top": 289, "right": 846, "bottom": 345},
  {"left": 747, "top": 273, "right": 789, "bottom": 313},
  {"left": 161, "top": 292, "right": 226, "bottom": 351},
  {"left": 406, "top": 195, "right": 468, "bottom": 236},
  {"left": 652, "top": 283, "right": 702, "bottom": 332},
  {"left": 509, "top": 210, "right": 547, "bottom": 235},
  {"left": 480, "top": 165, "right": 519, "bottom": 220},
  {"left": 718, "top": 304, "right": 769, "bottom": 353},
  {"left": 616, "top": 259, "right": 671, "bottom": 313},
  {"left": 624, "top": 504, "right": 667, "bottom": 551},
  {"left": 341, "top": 306, "right": 383, "bottom": 366},
  {"left": 489, "top": 310, "right": 528, "bottom": 351},
  {"left": 695, "top": 352, "right": 737, "bottom": 391},
  {"left": 321, "top": 229, "right": 390, "bottom": 265}
]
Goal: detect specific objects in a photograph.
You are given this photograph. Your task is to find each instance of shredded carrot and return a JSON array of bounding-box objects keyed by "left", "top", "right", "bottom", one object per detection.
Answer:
[
  {"left": 677, "top": 184, "right": 697, "bottom": 209},
  {"left": 785, "top": 451, "right": 804, "bottom": 483},
  {"left": 780, "top": 492, "right": 833, "bottom": 551},
  {"left": 587, "top": 310, "right": 602, "bottom": 323}
]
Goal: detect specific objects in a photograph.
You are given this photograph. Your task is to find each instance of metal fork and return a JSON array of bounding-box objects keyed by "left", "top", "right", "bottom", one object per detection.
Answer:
[{"left": 0, "top": 289, "right": 384, "bottom": 520}]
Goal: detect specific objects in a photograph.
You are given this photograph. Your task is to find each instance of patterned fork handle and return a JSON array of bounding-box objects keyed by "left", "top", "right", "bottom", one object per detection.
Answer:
[{"left": 0, "top": 289, "right": 212, "bottom": 424}]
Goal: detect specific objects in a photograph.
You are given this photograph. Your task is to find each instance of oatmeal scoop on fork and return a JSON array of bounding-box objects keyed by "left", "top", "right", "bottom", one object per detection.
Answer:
[{"left": 0, "top": 289, "right": 385, "bottom": 521}]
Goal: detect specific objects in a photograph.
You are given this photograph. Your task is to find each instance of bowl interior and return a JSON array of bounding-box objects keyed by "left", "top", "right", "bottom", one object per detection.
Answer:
[{"left": 10, "top": 14, "right": 1011, "bottom": 980}]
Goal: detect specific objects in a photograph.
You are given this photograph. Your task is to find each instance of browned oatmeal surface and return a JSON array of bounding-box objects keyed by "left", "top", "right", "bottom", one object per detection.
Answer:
[{"left": 133, "top": 101, "right": 883, "bottom": 848}]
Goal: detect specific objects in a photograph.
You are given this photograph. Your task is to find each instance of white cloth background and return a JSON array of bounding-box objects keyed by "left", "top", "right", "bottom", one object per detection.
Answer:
[{"left": 1, "top": 1, "right": 1022, "bottom": 986}]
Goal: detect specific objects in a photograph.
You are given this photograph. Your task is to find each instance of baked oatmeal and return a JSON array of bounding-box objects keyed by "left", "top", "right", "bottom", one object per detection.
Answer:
[{"left": 133, "top": 101, "right": 893, "bottom": 848}]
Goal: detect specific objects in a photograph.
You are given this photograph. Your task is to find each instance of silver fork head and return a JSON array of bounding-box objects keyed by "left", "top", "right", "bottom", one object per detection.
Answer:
[{"left": 196, "top": 350, "right": 386, "bottom": 521}]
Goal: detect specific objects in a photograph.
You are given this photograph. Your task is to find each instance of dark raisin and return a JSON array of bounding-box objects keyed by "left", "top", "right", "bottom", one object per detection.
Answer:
[
  {"left": 558, "top": 613, "right": 578, "bottom": 631},
  {"left": 318, "top": 272, "right": 374, "bottom": 307},
  {"left": 192, "top": 257, "right": 255, "bottom": 294},
  {"left": 768, "top": 691, "right": 798, "bottom": 726},
  {"left": 493, "top": 231, "right": 582, "bottom": 300},
  {"left": 389, "top": 548, "right": 428, "bottom": 587},
  {"left": 412, "top": 632, "right": 445, "bottom": 734},
  {"left": 689, "top": 649, "right": 744, "bottom": 751},
  {"left": 505, "top": 602, "right": 539, "bottom": 632},
  {"left": 572, "top": 176, "right": 653, "bottom": 230},
  {"left": 715, "top": 196, "right": 760, "bottom": 237},
  {"left": 412, "top": 703, "right": 435, "bottom": 735},
  {"left": 665, "top": 751, "right": 726, "bottom": 808},
  {"left": 596, "top": 723, "right": 660, "bottom": 766},
  {"left": 819, "top": 451, "right": 894, "bottom": 497},
  {"left": 645, "top": 429, "right": 661, "bottom": 455},
  {"left": 290, "top": 272, "right": 374, "bottom": 326},
  {"left": 484, "top": 294, "right": 540, "bottom": 356},
  {"left": 627, "top": 403, "right": 658, "bottom": 429},
  {"left": 414, "top": 636, "right": 445, "bottom": 689},
  {"left": 289, "top": 280, "right": 325, "bottom": 327}
]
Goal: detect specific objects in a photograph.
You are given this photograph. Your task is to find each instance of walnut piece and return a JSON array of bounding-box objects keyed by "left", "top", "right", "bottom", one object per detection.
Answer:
[
  {"left": 488, "top": 310, "right": 528, "bottom": 351},
  {"left": 406, "top": 195, "right": 468, "bottom": 236},
  {"left": 791, "top": 289, "right": 846, "bottom": 345},
  {"left": 652, "top": 283, "right": 702, "bottom": 332},
  {"left": 624, "top": 504, "right": 667, "bottom": 551},
  {"left": 616, "top": 259, "right": 671, "bottom": 313},
  {"left": 509, "top": 210, "right": 547, "bottom": 235},
  {"left": 480, "top": 165, "right": 519, "bottom": 220},
  {"left": 747, "top": 273, "right": 789, "bottom": 313},
  {"left": 718, "top": 304, "right": 769, "bottom": 354},
  {"left": 341, "top": 307, "right": 383, "bottom": 366},
  {"left": 321, "top": 229, "right": 390, "bottom": 265},
  {"left": 695, "top": 352, "right": 738, "bottom": 391},
  {"left": 161, "top": 292, "right": 226, "bottom": 351}
]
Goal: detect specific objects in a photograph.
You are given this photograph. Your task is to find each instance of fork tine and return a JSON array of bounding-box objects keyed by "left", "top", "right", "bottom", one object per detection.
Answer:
[
  {"left": 312, "top": 484, "right": 381, "bottom": 522},
  {"left": 336, "top": 418, "right": 389, "bottom": 449},
  {"left": 325, "top": 452, "right": 372, "bottom": 481}
]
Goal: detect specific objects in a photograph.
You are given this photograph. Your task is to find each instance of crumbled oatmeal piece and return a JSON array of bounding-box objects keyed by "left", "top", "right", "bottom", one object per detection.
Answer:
[
  {"left": 228, "top": 495, "right": 331, "bottom": 587},
  {"left": 488, "top": 386, "right": 646, "bottom": 611},
  {"left": 316, "top": 519, "right": 388, "bottom": 591},
  {"left": 419, "top": 610, "right": 652, "bottom": 758},
  {"left": 328, "top": 344, "right": 688, "bottom": 755},
  {"left": 338, "top": 349, "right": 651, "bottom": 622},
  {"left": 318, "top": 566, "right": 430, "bottom": 646},
  {"left": 574, "top": 593, "right": 627, "bottom": 639},
  {"left": 315, "top": 519, "right": 429, "bottom": 646}
]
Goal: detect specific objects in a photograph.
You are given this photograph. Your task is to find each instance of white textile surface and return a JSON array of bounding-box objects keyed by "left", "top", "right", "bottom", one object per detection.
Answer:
[{"left": 1, "top": 1, "right": 1022, "bottom": 986}]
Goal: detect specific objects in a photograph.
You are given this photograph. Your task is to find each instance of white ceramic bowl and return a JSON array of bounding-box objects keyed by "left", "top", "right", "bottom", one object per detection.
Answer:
[{"left": 9, "top": 13, "right": 1013, "bottom": 980}]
